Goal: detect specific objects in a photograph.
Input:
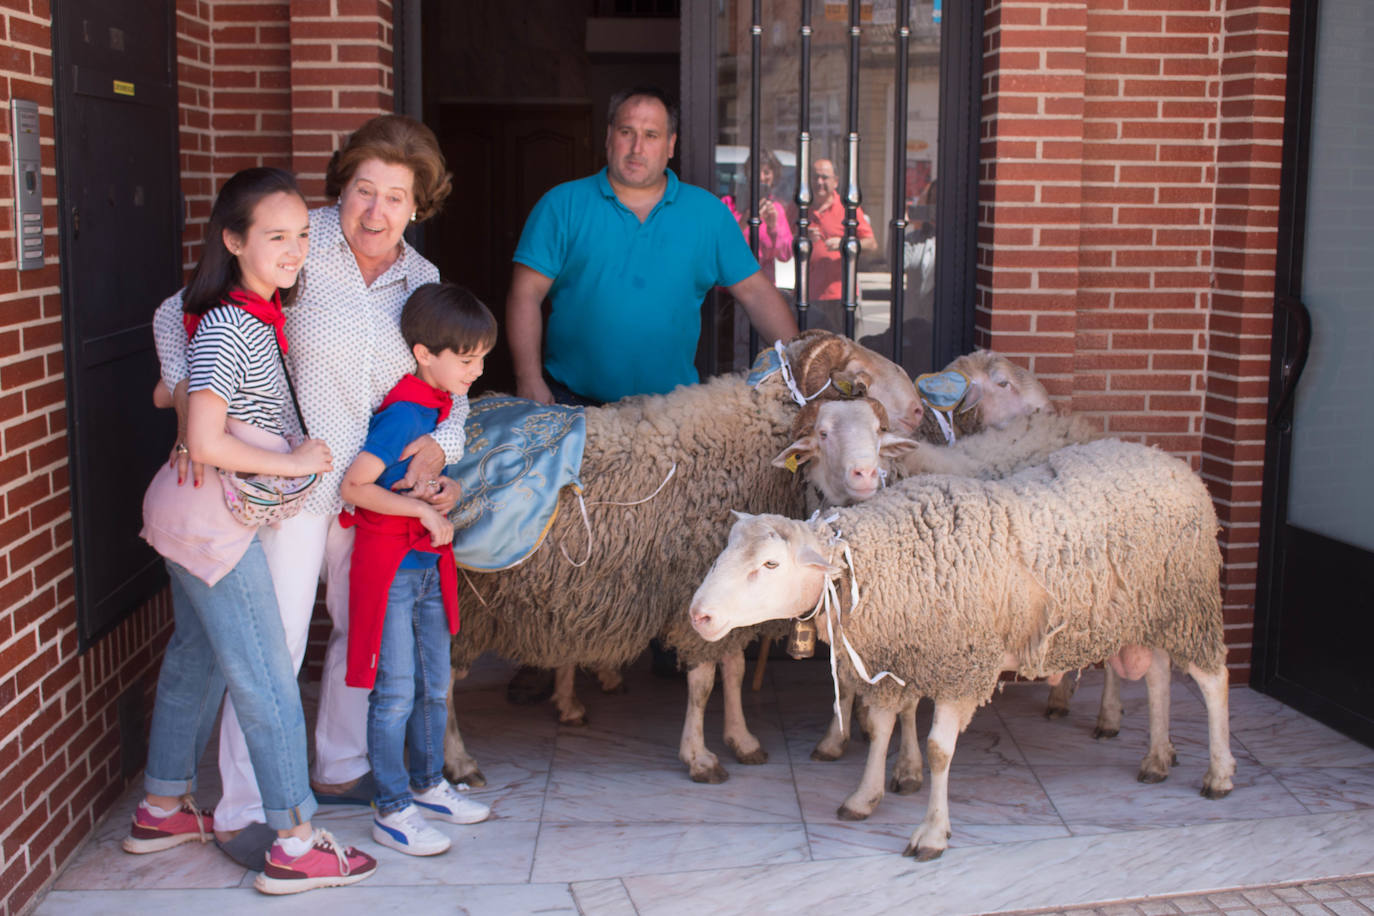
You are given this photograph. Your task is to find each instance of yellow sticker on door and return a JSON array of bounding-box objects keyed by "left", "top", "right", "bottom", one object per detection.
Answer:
[{"left": 113, "top": 80, "right": 135, "bottom": 97}]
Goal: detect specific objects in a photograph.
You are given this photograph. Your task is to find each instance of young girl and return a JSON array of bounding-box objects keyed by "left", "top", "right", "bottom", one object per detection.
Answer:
[{"left": 129, "top": 168, "right": 377, "bottom": 895}]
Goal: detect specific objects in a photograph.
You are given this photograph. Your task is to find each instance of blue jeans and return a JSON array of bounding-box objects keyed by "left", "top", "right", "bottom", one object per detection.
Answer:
[
  {"left": 368, "top": 566, "right": 451, "bottom": 815},
  {"left": 145, "top": 538, "right": 317, "bottom": 831}
]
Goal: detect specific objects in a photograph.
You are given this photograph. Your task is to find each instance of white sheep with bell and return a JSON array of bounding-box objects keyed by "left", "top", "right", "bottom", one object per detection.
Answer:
[
  {"left": 688, "top": 438, "right": 1236, "bottom": 860},
  {"left": 773, "top": 407, "right": 1109, "bottom": 774}
]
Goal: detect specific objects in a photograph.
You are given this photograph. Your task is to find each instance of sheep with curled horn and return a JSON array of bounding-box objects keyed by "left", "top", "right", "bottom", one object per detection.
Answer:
[
  {"left": 912, "top": 348, "right": 1053, "bottom": 446},
  {"left": 442, "top": 330, "right": 922, "bottom": 787}
]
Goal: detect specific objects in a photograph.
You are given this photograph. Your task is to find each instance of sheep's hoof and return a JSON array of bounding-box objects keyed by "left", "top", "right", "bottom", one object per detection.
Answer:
[
  {"left": 1136, "top": 768, "right": 1168, "bottom": 785},
  {"left": 689, "top": 762, "right": 730, "bottom": 784},
  {"left": 1044, "top": 706, "right": 1070, "bottom": 720},
  {"left": 1201, "top": 782, "right": 1233, "bottom": 800},
  {"left": 810, "top": 743, "right": 846, "bottom": 762},
  {"left": 902, "top": 843, "right": 945, "bottom": 862},
  {"left": 889, "top": 776, "right": 922, "bottom": 795},
  {"left": 452, "top": 768, "right": 486, "bottom": 789},
  {"left": 836, "top": 804, "right": 870, "bottom": 822},
  {"left": 599, "top": 681, "right": 630, "bottom": 695},
  {"left": 557, "top": 712, "right": 589, "bottom": 727},
  {"left": 442, "top": 764, "right": 486, "bottom": 788},
  {"left": 733, "top": 747, "right": 768, "bottom": 766},
  {"left": 1092, "top": 726, "right": 1119, "bottom": 740}
]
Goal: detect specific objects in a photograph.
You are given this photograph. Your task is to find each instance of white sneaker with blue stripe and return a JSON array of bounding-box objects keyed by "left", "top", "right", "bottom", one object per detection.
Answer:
[
  {"left": 412, "top": 780, "right": 491, "bottom": 825},
  {"left": 372, "top": 803, "right": 451, "bottom": 856}
]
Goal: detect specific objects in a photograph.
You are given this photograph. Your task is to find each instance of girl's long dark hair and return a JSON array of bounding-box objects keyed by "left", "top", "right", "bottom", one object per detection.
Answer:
[{"left": 182, "top": 167, "right": 306, "bottom": 318}]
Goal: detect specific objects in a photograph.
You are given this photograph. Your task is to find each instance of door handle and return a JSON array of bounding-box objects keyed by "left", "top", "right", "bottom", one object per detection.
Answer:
[{"left": 1269, "top": 294, "right": 1311, "bottom": 426}]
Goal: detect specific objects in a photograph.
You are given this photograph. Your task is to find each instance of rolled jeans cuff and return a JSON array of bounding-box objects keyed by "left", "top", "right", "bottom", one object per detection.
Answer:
[{"left": 261, "top": 792, "right": 319, "bottom": 832}]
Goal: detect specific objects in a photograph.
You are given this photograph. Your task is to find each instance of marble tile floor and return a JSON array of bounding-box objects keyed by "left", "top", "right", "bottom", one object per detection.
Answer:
[{"left": 34, "top": 654, "right": 1374, "bottom": 916}]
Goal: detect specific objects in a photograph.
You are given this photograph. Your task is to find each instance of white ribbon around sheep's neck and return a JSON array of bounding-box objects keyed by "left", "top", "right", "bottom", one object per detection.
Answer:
[
  {"left": 774, "top": 340, "right": 832, "bottom": 407},
  {"left": 558, "top": 463, "right": 678, "bottom": 567},
  {"left": 801, "top": 511, "right": 906, "bottom": 732},
  {"left": 931, "top": 407, "right": 956, "bottom": 445}
]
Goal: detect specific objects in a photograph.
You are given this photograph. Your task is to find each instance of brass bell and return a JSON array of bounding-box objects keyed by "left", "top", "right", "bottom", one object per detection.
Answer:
[{"left": 787, "top": 617, "right": 817, "bottom": 659}]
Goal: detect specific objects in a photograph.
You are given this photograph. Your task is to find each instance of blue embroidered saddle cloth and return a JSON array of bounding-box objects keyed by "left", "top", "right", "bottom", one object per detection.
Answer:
[{"left": 443, "top": 396, "right": 586, "bottom": 571}]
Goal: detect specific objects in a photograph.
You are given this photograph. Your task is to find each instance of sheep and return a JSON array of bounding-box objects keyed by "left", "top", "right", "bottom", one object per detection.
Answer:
[
  {"left": 774, "top": 347, "right": 1065, "bottom": 514},
  {"left": 772, "top": 395, "right": 921, "bottom": 510},
  {"left": 441, "top": 330, "right": 923, "bottom": 787},
  {"left": 688, "top": 437, "right": 1236, "bottom": 860},
  {"left": 783, "top": 348, "right": 1115, "bottom": 725},
  {"left": 777, "top": 401, "right": 1100, "bottom": 511},
  {"left": 913, "top": 348, "right": 1052, "bottom": 445},
  {"left": 775, "top": 407, "right": 1110, "bottom": 769}
]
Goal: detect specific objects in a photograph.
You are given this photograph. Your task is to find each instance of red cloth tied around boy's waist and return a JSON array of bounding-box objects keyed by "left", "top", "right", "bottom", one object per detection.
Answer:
[{"left": 339, "top": 506, "right": 460, "bottom": 690}]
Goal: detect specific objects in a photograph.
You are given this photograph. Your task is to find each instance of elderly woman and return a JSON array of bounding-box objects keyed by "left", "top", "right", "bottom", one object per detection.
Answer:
[{"left": 152, "top": 115, "right": 484, "bottom": 867}]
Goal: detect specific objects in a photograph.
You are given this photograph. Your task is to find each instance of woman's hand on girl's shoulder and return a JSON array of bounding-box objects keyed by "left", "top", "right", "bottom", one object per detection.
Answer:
[{"left": 290, "top": 437, "right": 333, "bottom": 476}]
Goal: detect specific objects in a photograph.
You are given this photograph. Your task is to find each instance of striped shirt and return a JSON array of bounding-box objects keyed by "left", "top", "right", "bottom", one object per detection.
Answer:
[
  {"left": 153, "top": 204, "right": 465, "bottom": 515},
  {"left": 187, "top": 306, "right": 287, "bottom": 435}
]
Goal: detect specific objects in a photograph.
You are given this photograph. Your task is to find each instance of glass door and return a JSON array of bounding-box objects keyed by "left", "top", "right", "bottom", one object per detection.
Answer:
[
  {"left": 687, "top": 0, "right": 979, "bottom": 376},
  {"left": 1255, "top": 0, "right": 1374, "bottom": 745}
]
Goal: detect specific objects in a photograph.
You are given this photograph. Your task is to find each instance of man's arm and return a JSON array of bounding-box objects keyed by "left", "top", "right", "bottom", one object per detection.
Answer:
[
  {"left": 727, "top": 270, "right": 800, "bottom": 345},
  {"left": 507, "top": 263, "right": 557, "bottom": 404}
]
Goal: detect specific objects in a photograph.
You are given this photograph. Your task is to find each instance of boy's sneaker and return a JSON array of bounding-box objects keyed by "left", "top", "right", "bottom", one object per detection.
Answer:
[
  {"left": 371, "top": 804, "right": 451, "bottom": 857},
  {"left": 122, "top": 797, "right": 214, "bottom": 854},
  {"left": 253, "top": 829, "right": 377, "bottom": 895},
  {"left": 412, "top": 780, "right": 491, "bottom": 825}
]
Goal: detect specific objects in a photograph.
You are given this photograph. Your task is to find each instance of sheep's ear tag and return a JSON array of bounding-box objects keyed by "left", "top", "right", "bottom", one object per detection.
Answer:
[
  {"left": 916, "top": 369, "right": 970, "bottom": 413},
  {"left": 834, "top": 378, "right": 854, "bottom": 396},
  {"left": 784, "top": 454, "right": 800, "bottom": 474}
]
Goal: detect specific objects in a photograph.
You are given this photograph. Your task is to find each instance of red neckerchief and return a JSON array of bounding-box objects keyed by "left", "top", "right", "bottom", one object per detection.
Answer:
[
  {"left": 377, "top": 373, "right": 452, "bottom": 425},
  {"left": 183, "top": 288, "right": 288, "bottom": 353}
]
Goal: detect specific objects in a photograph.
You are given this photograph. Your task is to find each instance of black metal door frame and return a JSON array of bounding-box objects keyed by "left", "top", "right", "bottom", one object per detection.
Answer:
[
  {"left": 1252, "top": 0, "right": 1374, "bottom": 746},
  {"left": 682, "top": 0, "right": 981, "bottom": 374}
]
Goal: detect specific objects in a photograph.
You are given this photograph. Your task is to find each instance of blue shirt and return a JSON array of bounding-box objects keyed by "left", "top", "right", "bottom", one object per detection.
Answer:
[
  {"left": 513, "top": 168, "right": 761, "bottom": 403},
  {"left": 359, "top": 400, "right": 441, "bottom": 569}
]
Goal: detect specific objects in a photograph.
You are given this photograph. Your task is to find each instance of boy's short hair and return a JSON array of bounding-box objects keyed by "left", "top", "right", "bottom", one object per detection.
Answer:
[{"left": 401, "top": 282, "right": 498, "bottom": 355}]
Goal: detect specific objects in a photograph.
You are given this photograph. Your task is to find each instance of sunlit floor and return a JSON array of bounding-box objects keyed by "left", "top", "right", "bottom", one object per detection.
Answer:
[{"left": 36, "top": 652, "right": 1374, "bottom": 915}]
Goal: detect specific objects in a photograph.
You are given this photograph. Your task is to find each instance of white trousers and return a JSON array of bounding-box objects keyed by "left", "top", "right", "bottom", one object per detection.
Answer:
[{"left": 212, "top": 511, "right": 371, "bottom": 831}]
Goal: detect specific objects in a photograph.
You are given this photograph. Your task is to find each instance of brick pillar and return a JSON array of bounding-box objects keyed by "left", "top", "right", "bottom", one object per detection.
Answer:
[
  {"left": 1202, "top": 0, "right": 1289, "bottom": 672},
  {"left": 978, "top": 0, "right": 1088, "bottom": 404},
  {"left": 208, "top": 0, "right": 293, "bottom": 177},
  {"left": 289, "top": 0, "right": 395, "bottom": 204}
]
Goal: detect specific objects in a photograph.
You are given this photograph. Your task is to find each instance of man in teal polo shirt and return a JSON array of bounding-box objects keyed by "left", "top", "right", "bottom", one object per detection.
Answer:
[{"left": 507, "top": 86, "right": 799, "bottom": 406}]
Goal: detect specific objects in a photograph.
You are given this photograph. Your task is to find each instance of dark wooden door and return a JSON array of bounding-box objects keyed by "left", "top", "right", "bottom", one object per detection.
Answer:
[
  {"left": 52, "top": 0, "right": 181, "bottom": 648},
  {"left": 1254, "top": 0, "right": 1374, "bottom": 746},
  {"left": 426, "top": 102, "right": 594, "bottom": 393}
]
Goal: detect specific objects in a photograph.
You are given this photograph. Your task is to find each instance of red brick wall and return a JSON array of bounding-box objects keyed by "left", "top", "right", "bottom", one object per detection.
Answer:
[
  {"left": 1202, "top": 0, "right": 1287, "bottom": 672},
  {"left": 0, "top": 1, "right": 392, "bottom": 911},
  {"left": 0, "top": 4, "right": 89, "bottom": 910},
  {"left": 979, "top": 0, "right": 1287, "bottom": 677},
  {"left": 288, "top": 0, "right": 394, "bottom": 200}
]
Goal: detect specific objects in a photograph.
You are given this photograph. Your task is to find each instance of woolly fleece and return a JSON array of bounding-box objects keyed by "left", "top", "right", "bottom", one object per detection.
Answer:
[
  {"left": 815, "top": 437, "right": 1226, "bottom": 707},
  {"left": 449, "top": 333, "right": 897, "bottom": 675}
]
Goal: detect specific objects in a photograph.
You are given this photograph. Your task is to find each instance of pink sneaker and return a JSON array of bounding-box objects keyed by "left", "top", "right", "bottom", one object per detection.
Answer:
[
  {"left": 253, "top": 829, "right": 377, "bottom": 895},
  {"left": 121, "top": 797, "right": 214, "bottom": 854}
]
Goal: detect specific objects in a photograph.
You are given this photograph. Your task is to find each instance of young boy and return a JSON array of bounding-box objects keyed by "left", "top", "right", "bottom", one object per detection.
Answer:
[{"left": 338, "top": 282, "right": 497, "bottom": 857}]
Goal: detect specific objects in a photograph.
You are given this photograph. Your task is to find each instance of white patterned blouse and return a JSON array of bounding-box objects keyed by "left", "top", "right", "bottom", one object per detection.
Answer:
[{"left": 152, "top": 203, "right": 467, "bottom": 516}]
